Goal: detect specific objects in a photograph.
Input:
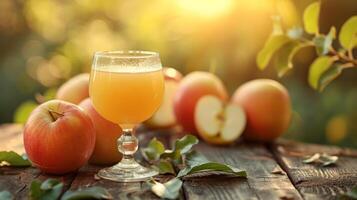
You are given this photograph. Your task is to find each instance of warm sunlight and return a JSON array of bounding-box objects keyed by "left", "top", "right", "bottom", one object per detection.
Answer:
[{"left": 176, "top": 0, "right": 233, "bottom": 18}]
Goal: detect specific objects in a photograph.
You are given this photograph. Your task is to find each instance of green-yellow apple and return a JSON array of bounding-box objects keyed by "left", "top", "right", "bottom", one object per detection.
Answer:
[
  {"left": 56, "top": 73, "right": 89, "bottom": 104},
  {"left": 23, "top": 100, "right": 96, "bottom": 174},
  {"left": 195, "top": 95, "right": 246, "bottom": 145},
  {"left": 145, "top": 67, "right": 183, "bottom": 128},
  {"left": 232, "top": 79, "right": 291, "bottom": 142},
  {"left": 174, "top": 71, "right": 228, "bottom": 133},
  {"left": 79, "top": 98, "right": 123, "bottom": 165}
]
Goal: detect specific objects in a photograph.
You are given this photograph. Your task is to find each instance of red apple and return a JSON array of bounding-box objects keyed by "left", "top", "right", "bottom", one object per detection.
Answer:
[
  {"left": 232, "top": 79, "right": 291, "bottom": 142},
  {"left": 79, "top": 98, "right": 123, "bottom": 165},
  {"left": 145, "top": 67, "right": 183, "bottom": 128},
  {"left": 56, "top": 73, "right": 89, "bottom": 104},
  {"left": 23, "top": 100, "right": 96, "bottom": 174},
  {"left": 174, "top": 71, "right": 228, "bottom": 133}
]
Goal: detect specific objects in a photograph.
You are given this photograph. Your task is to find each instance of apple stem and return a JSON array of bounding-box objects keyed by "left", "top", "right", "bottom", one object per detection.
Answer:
[{"left": 48, "top": 109, "right": 64, "bottom": 122}]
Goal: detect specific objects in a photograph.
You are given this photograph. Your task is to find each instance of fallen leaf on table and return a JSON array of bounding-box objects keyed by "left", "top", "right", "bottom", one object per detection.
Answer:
[
  {"left": 30, "top": 179, "right": 63, "bottom": 200},
  {"left": 302, "top": 153, "right": 338, "bottom": 167},
  {"left": 147, "top": 178, "right": 182, "bottom": 200},
  {"left": 177, "top": 151, "right": 247, "bottom": 178},
  {"left": 303, "top": 153, "right": 321, "bottom": 163},
  {"left": 160, "top": 135, "right": 199, "bottom": 162},
  {"left": 320, "top": 153, "right": 338, "bottom": 166},
  {"left": 61, "top": 186, "right": 113, "bottom": 200},
  {"left": 154, "top": 160, "right": 176, "bottom": 175},
  {"left": 0, "top": 191, "right": 13, "bottom": 200},
  {"left": 141, "top": 138, "right": 165, "bottom": 162},
  {"left": 0, "top": 151, "right": 31, "bottom": 167}
]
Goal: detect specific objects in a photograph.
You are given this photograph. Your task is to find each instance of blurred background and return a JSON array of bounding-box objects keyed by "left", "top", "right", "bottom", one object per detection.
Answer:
[{"left": 0, "top": 0, "right": 356, "bottom": 148}]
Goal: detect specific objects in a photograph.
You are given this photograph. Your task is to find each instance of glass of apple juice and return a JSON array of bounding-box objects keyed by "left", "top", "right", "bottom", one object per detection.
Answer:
[{"left": 89, "top": 50, "right": 164, "bottom": 182}]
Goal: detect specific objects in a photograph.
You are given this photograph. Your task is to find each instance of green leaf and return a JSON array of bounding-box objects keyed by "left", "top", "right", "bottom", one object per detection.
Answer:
[
  {"left": 340, "top": 185, "right": 357, "bottom": 200},
  {"left": 287, "top": 27, "right": 303, "bottom": 39},
  {"left": 339, "top": 16, "right": 357, "bottom": 50},
  {"left": 141, "top": 138, "right": 165, "bottom": 162},
  {"left": 318, "top": 63, "right": 343, "bottom": 91},
  {"left": 313, "top": 27, "right": 336, "bottom": 55},
  {"left": 303, "top": 1, "right": 320, "bottom": 34},
  {"left": 0, "top": 191, "right": 13, "bottom": 200},
  {"left": 173, "top": 135, "right": 199, "bottom": 154},
  {"left": 0, "top": 151, "right": 31, "bottom": 167},
  {"left": 61, "top": 186, "right": 113, "bottom": 200},
  {"left": 30, "top": 179, "right": 63, "bottom": 200},
  {"left": 274, "top": 40, "right": 308, "bottom": 77},
  {"left": 154, "top": 160, "right": 176, "bottom": 175},
  {"left": 13, "top": 101, "right": 38, "bottom": 124},
  {"left": 257, "top": 35, "right": 291, "bottom": 70},
  {"left": 308, "top": 56, "right": 334, "bottom": 90},
  {"left": 161, "top": 135, "right": 199, "bottom": 162},
  {"left": 177, "top": 151, "right": 247, "bottom": 178},
  {"left": 147, "top": 178, "right": 182, "bottom": 200}
]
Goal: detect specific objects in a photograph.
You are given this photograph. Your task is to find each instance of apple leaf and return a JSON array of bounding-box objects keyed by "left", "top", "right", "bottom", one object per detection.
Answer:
[
  {"left": 339, "top": 16, "right": 357, "bottom": 50},
  {"left": 61, "top": 186, "right": 113, "bottom": 200},
  {"left": 302, "top": 153, "right": 321, "bottom": 163},
  {"left": 340, "top": 185, "right": 357, "bottom": 200},
  {"left": 313, "top": 27, "right": 336, "bottom": 55},
  {"left": 30, "top": 179, "right": 63, "bottom": 200},
  {"left": 154, "top": 160, "right": 176, "bottom": 175},
  {"left": 0, "top": 151, "right": 31, "bottom": 167},
  {"left": 13, "top": 101, "right": 38, "bottom": 124},
  {"left": 318, "top": 63, "right": 343, "bottom": 91},
  {"left": 257, "top": 35, "right": 291, "bottom": 70},
  {"left": 177, "top": 151, "right": 247, "bottom": 178},
  {"left": 302, "top": 153, "right": 338, "bottom": 166},
  {"left": 147, "top": 178, "right": 182, "bottom": 200},
  {"left": 274, "top": 40, "right": 308, "bottom": 77},
  {"left": 161, "top": 135, "right": 199, "bottom": 162},
  {"left": 308, "top": 56, "right": 334, "bottom": 90},
  {"left": 141, "top": 138, "right": 165, "bottom": 162},
  {"left": 0, "top": 191, "right": 13, "bottom": 200},
  {"left": 303, "top": 1, "right": 320, "bottom": 34}
]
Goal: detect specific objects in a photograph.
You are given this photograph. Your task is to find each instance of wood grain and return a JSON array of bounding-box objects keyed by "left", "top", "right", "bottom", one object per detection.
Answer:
[
  {"left": 271, "top": 139, "right": 357, "bottom": 200},
  {"left": 183, "top": 142, "right": 303, "bottom": 200},
  {"left": 68, "top": 127, "right": 184, "bottom": 200}
]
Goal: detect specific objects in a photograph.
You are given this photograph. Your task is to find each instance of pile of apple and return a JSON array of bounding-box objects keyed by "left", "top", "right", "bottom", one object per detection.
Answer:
[
  {"left": 148, "top": 68, "right": 291, "bottom": 145},
  {"left": 24, "top": 73, "right": 123, "bottom": 174},
  {"left": 23, "top": 67, "right": 291, "bottom": 174}
]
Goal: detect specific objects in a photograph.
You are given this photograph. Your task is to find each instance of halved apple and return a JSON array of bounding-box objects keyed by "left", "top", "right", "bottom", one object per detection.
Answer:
[{"left": 195, "top": 95, "right": 246, "bottom": 145}]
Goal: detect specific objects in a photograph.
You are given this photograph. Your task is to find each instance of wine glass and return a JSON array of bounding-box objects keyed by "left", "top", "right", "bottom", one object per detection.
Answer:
[{"left": 89, "top": 50, "right": 164, "bottom": 182}]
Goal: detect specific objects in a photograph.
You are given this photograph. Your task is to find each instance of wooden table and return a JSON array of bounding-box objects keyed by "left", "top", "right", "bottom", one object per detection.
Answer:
[{"left": 1, "top": 124, "right": 356, "bottom": 200}]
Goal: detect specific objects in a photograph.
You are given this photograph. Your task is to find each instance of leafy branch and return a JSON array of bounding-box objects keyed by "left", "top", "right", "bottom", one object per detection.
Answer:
[
  {"left": 141, "top": 135, "right": 247, "bottom": 199},
  {"left": 257, "top": 1, "right": 357, "bottom": 91}
]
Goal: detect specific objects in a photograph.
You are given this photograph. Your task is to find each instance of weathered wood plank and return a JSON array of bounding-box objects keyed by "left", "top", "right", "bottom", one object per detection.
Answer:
[
  {"left": 271, "top": 139, "right": 357, "bottom": 200},
  {"left": 183, "top": 142, "right": 302, "bottom": 200},
  {"left": 68, "top": 127, "right": 185, "bottom": 200},
  {"left": 0, "top": 167, "right": 40, "bottom": 199}
]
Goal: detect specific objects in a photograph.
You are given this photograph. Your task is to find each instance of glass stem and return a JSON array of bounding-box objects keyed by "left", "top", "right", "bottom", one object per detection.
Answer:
[{"left": 117, "top": 128, "right": 139, "bottom": 168}]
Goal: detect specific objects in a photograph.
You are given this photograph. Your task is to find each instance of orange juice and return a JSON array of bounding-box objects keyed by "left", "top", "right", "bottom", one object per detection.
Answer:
[{"left": 89, "top": 66, "right": 164, "bottom": 128}]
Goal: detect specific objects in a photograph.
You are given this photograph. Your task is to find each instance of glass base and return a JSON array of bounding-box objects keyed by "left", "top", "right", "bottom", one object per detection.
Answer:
[{"left": 97, "top": 158, "right": 158, "bottom": 182}]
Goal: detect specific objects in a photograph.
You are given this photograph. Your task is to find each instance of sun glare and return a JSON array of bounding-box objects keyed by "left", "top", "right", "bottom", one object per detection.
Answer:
[{"left": 176, "top": 0, "right": 233, "bottom": 18}]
